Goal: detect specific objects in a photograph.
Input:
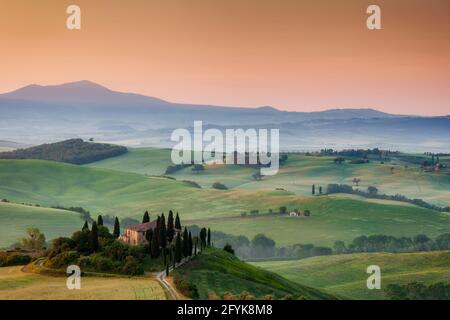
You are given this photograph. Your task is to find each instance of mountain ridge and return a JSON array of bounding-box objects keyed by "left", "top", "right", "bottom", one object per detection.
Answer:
[{"left": 0, "top": 80, "right": 393, "bottom": 118}]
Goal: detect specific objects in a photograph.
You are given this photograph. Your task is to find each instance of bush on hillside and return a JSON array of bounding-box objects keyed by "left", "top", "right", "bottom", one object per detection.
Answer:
[{"left": 212, "top": 182, "right": 228, "bottom": 190}]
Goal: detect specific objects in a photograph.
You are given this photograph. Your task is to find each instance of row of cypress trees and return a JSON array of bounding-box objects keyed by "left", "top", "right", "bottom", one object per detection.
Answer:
[{"left": 81, "top": 210, "right": 212, "bottom": 273}]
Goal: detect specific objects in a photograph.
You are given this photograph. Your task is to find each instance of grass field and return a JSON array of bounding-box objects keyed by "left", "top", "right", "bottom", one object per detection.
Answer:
[
  {"left": 1, "top": 159, "right": 449, "bottom": 247},
  {"left": 0, "top": 266, "right": 166, "bottom": 300},
  {"left": 87, "top": 149, "right": 450, "bottom": 207},
  {"left": 85, "top": 147, "right": 173, "bottom": 176},
  {"left": 173, "top": 248, "right": 334, "bottom": 300},
  {"left": 0, "top": 202, "right": 83, "bottom": 248},
  {"left": 252, "top": 251, "right": 450, "bottom": 299}
]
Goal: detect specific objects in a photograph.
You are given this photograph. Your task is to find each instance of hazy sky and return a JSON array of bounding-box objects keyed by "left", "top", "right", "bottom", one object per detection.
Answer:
[{"left": 1, "top": 0, "right": 449, "bottom": 115}]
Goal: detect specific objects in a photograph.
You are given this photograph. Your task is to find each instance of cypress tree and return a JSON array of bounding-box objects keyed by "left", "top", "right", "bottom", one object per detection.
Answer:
[
  {"left": 142, "top": 211, "right": 150, "bottom": 223},
  {"left": 175, "top": 233, "right": 182, "bottom": 263},
  {"left": 166, "top": 263, "right": 169, "bottom": 276},
  {"left": 151, "top": 228, "right": 160, "bottom": 258},
  {"left": 207, "top": 228, "right": 211, "bottom": 247},
  {"left": 90, "top": 221, "right": 99, "bottom": 252},
  {"left": 172, "top": 247, "right": 176, "bottom": 269},
  {"left": 97, "top": 215, "right": 103, "bottom": 226},
  {"left": 145, "top": 228, "right": 153, "bottom": 244},
  {"left": 82, "top": 220, "right": 89, "bottom": 231},
  {"left": 183, "top": 227, "right": 189, "bottom": 257},
  {"left": 167, "top": 210, "right": 175, "bottom": 242},
  {"left": 188, "top": 231, "right": 193, "bottom": 256},
  {"left": 163, "top": 247, "right": 167, "bottom": 266},
  {"left": 113, "top": 217, "right": 120, "bottom": 238},
  {"left": 159, "top": 213, "right": 167, "bottom": 248},
  {"left": 175, "top": 212, "right": 181, "bottom": 230},
  {"left": 200, "top": 228, "right": 207, "bottom": 249},
  {"left": 194, "top": 238, "right": 197, "bottom": 256},
  {"left": 312, "top": 184, "right": 315, "bottom": 195}
]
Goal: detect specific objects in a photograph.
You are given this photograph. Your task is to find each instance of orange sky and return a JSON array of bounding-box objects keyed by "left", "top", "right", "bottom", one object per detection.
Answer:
[{"left": 1, "top": 0, "right": 449, "bottom": 115}]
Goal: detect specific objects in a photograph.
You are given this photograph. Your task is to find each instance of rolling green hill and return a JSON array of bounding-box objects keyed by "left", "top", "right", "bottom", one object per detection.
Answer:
[
  {"left": 85, "top": 147, "right": 172, "bottom": 176},
  {"left": 1, "top": 159, "right": 449, "bottom": 247},
  {"left": 0, "top": 202, "right": 83, "bottom": 248},
  {"left": 87, "top": 149, "right": 450, "bottom": 207},
  {"left": 252, "top": 251, "right": 450, "bottom": 300},
  {"left": 173, "top": 248, "right": 335, "bottom": 300}
]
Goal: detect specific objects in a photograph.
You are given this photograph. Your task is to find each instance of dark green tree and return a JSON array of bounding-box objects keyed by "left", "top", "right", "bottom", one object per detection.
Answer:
[
  {"left": 319, "top": 186, "right": 323, "bottom": 195},
  {"left": 151, "top": 227, "right": 160, "bottom": 258},
  {"left": 199, "top": 228, "right": 207, "bottom": 249},
  {"left": 188, "top": 231, "right": 193, "bottom": 256},
  {"left": 175, "top": 233, "right": 182, "bottom": 263},
  {"left": 194, "top": 237, "right": 198, "bottom": 256},
  {"left": 207, "top": 228, "right": 211, "bottom": 247},
  {"left": 159, "top": 213, "right": 167, "bottom": 248},
  {"left": 90, "top": 221, "right": 99, "bottom": 252},
  {"left": 113, "top": 217, "right": 120, "bottom": 238},
  {"left": 97, "top": 215, "right": 103, "bottom": 226},
  {"left": 142, "top": 211, "right": 150, "bottom": 223},
  {"left": 312, "top": 184, "right": 315, "bottom": 195},
  {"left": 145, "top": 228, "right": 153, "bottom": 243},
  {"left": 175, "top": 212, "right": 181, "bottom": 230},
  {"left": 82, "top": 220, "right": 89, "bottom": 231},
  {"left": 166, "top": 263, "right": 169, "bottom": 276},
  {"left": 183, "top": 227, "right": 189, "bottom": 257},
  {"left": 167, "top": 210, "right": 175, "bottom": 242}
]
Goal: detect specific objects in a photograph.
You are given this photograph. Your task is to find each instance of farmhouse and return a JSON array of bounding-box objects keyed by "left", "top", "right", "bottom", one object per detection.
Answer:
[
  {"left": 119, "top": 221, "right": 157, "bottom": 245},
  {"left": 289, "top": 210, "right": 310, "bottom": 217}
]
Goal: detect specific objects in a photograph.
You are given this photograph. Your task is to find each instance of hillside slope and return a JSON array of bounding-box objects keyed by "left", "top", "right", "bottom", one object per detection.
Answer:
[
  {"left": 1, "top": 159, "right": 449, "bottom": 246},
  {"left": 172, "top": 248, "right": 335, "bottom": 300},
  {"left": 252, "top": 251, "right": 450, "bottom": 300},
  {"left": 0, "top": 202, "right": 83, "bottom": 248}
]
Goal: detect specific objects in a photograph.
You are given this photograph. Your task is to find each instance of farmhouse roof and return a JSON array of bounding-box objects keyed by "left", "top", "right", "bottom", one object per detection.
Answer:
[{"left": 127, "top": 221, "right": 157, "bottom": 232}]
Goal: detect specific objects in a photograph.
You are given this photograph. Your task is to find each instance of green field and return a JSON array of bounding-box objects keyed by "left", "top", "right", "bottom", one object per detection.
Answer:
[
  {"left": 252, "top": 251, "right": 450, "bottom": 299},
  {"left": 0, "top": 202, "right": 83, "bottom": 248},
  {"left": 173, "top": 248, "right": 334, "bottom": 300},
  {"left": 1, "top": 159, "right": 449, "bottom": 247},
  {"left": 86, "top": 149, "right": 450, "bottom": 206},
  {"left": 85, "top": 147, "right": 173, "bottom": 176},
  {"left": 0, "top": 266, "right": 166, "bottom": 300}
]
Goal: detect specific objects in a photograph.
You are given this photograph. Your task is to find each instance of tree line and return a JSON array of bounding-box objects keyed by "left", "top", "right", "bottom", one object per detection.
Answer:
[
  {"left": 325, "top": 184, "right": 450, "bottom": 212},
  {"left": 0, "top": 139, "right": 127, "bottom": 165}
]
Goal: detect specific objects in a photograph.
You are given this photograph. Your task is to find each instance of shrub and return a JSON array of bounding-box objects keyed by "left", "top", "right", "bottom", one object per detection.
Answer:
[
  {"left": 0, "top": 252, "right": 32, "bottom": 267},
  {"left": 223, "top": 292, "right": 237, "bottom": 300},
  {"left": 121, "top": 256, "right": 144, "bottom": 275},
  {"left": 208, "top": 292, "right": 220, "bottom": 300},
  {"left": 212, "top": 182, "right": 228, "bottom": 190},
  {"left": 45, "top": 251, "right": 80, "bottom": 269},
  {"left": 174, "top": 278, "right": 200, "bottom": 299},
  {"left": 223, "top": 244, "right": 235, "bottom": 255}
]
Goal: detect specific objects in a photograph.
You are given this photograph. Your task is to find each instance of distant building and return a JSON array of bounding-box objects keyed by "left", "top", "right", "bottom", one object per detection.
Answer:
[
  {"left": 289, "top": 210, "right": 310, "bottom": 217},
  {"left": 119, "top": 221, "right": 157, "bottom": 246}
]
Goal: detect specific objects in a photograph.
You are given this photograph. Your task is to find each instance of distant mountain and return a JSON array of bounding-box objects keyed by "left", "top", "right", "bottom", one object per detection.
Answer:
[
  {"left": 0, "top": 80, "right": 392, "bottom": 118},
  {"left": 1, "top": 80, "right": 169, "bottom": 107},
  {"left": 0, "top": 81, "right": 448, "bottom": 152}
]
